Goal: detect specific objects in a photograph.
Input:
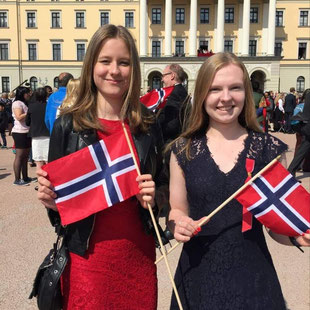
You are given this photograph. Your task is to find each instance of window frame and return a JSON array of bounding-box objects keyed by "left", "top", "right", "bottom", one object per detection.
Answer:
[
  {"left": 296, "top": 76, "right": 305, "bottom": 93},
  {"left": 175, "top": 39, "right": 185, "bottom": 56},
  {"left": 26, "top": 11, "right": 36, "bottom": 28},
  {"left": 225, "top": 7, "right": 234, "bottom": 24},
  {"left": 75, "top": 11, "right": 85, "bottom": 28},
  {"left": 249, "top": 39, "right": 257, "bottom": 57},
  {"left": 0, "top": 42, "right": 9, "bottom": 60},
  {"left": 298, "top": 42, "right": 307, "bottom": 59},
  {"left": 1, "top": 76, "right": 10, "bottom": 93},
  {"left": 250, "top": 7, "right": 258, "bottom": 24},
  {"left": 76, "top": 42, "right": 86, "bottom": 61},
  {"left": 51, "top": 11, "right": 61, "bottom": 28},
  {"left": 151, "top": 40, "right": 161, "bottom": 57},
  {"left": 200, "top": 8, "right": 209, "bottom": 24},
  {"left": 151, "top": 8, "right": 161, "bottom": 25},
  {"left": 0, "top": 11, "right": 8, "bottom": 28},
  {"left": 52, "top": 42, "right": 62, "bottom": 61},
  {"left": 100, "top": 11, "right": 110, "bottom": 26},
  {"left": 299, "top": 10, "right": 309, "bottom": 27},
  {"left": 224, "top": 39, "right": 233, "bottom": 53},
  {"left": 274, "top": 41, "right": 282, "bottom": 57},
  {"left": 28, "top": 42, "right": 37, "bottom": 61},
  {"left": 125, "top": 11, "right": 134, "bottom": 28},
  {"left": 175, "top": 8, "right": 185, "bottom": 24},
  {"left": 276, "top": 10, "right": 284, "bottom": 27}
]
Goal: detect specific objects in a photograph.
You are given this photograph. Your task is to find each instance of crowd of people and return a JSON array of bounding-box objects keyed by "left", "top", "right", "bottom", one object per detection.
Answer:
[{"left": 0, "top": 23, "right": 309, "bottom": 309}]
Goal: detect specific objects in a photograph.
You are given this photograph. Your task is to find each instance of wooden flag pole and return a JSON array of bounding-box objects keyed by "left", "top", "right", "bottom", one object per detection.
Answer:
[
  {"left": 155, "top": 155, "right": 281, "bottom": 265},
  {"left": 122, "top": 123, "right": 183, "bottom": 310}
]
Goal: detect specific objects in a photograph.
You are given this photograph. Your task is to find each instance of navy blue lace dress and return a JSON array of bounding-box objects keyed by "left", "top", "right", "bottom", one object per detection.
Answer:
[{"left": 170, "top": 131, "right": 288, "bottom": 310}]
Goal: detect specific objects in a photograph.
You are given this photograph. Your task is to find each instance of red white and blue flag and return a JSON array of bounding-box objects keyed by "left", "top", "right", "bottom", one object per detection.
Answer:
[
  {"left": 140, "top": 86, "right": 174, "bottom": 112},
  {"left": 43, "top": 130, "right": 139, "bottom": 225},
  {"left": 235, "top": 161, "right": 310, "bottom": 236}
]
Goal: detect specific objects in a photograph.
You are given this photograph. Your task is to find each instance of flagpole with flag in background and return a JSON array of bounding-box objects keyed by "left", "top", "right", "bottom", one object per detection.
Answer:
[
  {"left": 156, "top": 155, "right": 310, "bottom": 264},
  {"left": 121, "top": 122, "right": 183, "bottom": 310}
]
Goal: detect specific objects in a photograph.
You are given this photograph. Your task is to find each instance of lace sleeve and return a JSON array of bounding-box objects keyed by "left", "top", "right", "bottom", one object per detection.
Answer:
[
  {"left": 171, "top": 137, "right": 188, "bottom": 170},
  {"left": 263, "top": 134, "right": 288, "bottom": 163}
]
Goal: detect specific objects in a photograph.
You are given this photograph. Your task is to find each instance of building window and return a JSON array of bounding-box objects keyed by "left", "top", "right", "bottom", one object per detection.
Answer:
[
  {"left": 76, "top": 12, "right": 85, "bottom": 28},
  {"left": 1, "top": 77, "right": 10, "bottom": 92},
  {"left": 52, "top": 43, "right": 61, "bottom": 60},
  {"left": 54, "top": 77, "right": 59, "bottom": 88},
  {"left": 199, "top": 40, "right": 209, "bottom": 51},
  {"left": 0, "top": 11, "right": 8, "bottom": 28},
  {"left": 200, "top": 8, "right": 209, "bottom": 24},
  {"left": 0, "top": 43, "right": 8, "bottom": 60},
  {"left": 249, "top": 40, "right": 257, "bottom": 56},
  {"left": 176, "top": 8, "right": 185, "bottom": 24},
  {"left": 125, "top": 12, "right": 134, "bottom": 28},
  {"left": 152, "top": 8, "right": 161, "bottom": 24},
  {"left": 250, "top": 7, "right": 258, "bottom": 23},
  {"left": 28, "top": 43, "right": 37, "bottom": 60},
  {"left": 224, "top": 40, "right": 233, "bottom": 53},
  {"left": 274, "top": 42, "right": 282, "bottom": 56},
  {"left": 298, "top": 42, "right": 307, "bottom": 59},
  {"left": 152, "top": 41, "right": 160, "bottom": 57},
  {"left": 100, "top": 11, "right": 109, "bottom": 26},
  {"left": 77, "top": 43, "right": 85, "bottom": 61},
  {"left": 30, "top": 76, "right": 38, "bottom": 90},
  {"left": 27, "top": 12, "right": 36, "bottom": 28},
  {"left": 276, "top": 10, "right": 283, "bottom": 27},
  {"left": 51, "top": 12, "right": 61, "bottom": 28},
  {"left": 175, "top": 40, "right": 184, "bottom": 56},
  {"left": 296, "top": 76, "right": 305, "bottom": 92},
  {"left": 299, "top": 11, "right": 309, "bottom": 26},
  {"left": 225, "top": 8, "right": 234, "bottom": 23}
]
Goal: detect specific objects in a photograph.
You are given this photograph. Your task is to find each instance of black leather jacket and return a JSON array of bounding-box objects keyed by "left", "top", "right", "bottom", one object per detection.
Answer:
[{"left": 47, "top": 109, "right": 166, "bottom": 256}]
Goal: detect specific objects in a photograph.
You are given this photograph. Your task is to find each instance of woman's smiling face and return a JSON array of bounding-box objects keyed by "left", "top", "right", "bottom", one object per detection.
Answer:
[
  {"left": 93, "top": 38, "right": 131, "bottom": 103},
  {"left": 204, "top": 63, "right": 245, "bottom": 127}
]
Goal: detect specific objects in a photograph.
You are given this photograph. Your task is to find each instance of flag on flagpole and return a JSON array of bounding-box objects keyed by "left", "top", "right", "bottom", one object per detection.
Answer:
[
  {"left": 140, "top": 86, "right": 174, "bottom": 112},
  {"left": 235, "top": 160, "right": 310, "bottom": 236},
  {"left": 42, "top": 130, "right": 140, "bottom": 225}
]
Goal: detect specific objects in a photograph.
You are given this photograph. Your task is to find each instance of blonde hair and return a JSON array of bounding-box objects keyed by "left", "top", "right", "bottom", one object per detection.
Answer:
[
  {"left": 274, "top": 92, "right": 284, "bottom": 106},
  {"left": 63, "top": 24, "right": 151, "bottom": 133},
  {"left": 59, "top": 78, "right": 80, "bottom": 112},
  {"left": 174, "top": 52, "right": 261, "bottom": 159}
]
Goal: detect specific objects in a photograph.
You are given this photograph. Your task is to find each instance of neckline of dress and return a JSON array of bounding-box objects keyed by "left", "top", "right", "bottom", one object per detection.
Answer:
[{"left": 203, "top": 130, "right": 252, "bottom": 176}]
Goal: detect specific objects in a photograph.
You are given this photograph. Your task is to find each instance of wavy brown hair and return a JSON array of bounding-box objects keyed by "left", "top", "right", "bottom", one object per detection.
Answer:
[
  {"left": 174, "top": 52, "right": 261, "bottom": 159},
  {"left": 63, "top": 24, "right": 151, "bottom": 133}
]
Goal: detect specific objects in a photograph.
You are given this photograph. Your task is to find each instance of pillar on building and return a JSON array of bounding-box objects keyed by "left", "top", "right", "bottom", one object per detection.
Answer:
[
  {"left": 189, "top": 0, "right": 198, "bottom": 56},
  {"left": 216, "top": 0, "right": 225, "bottom": 53},
  {"left": 139, "top": 0, "right": 147, "bottom": 56},
  {"left": 164, "top": 0, "right": 172, "bottom": 56},
  {"left": 262, "top": 2, "right": 269, "bottom": 56},
  {"left": 267, "top": 0, "right": 276, "bottom": 56},
  {"left": 241, "top": 0, "right": 250, "bottom": 56}
]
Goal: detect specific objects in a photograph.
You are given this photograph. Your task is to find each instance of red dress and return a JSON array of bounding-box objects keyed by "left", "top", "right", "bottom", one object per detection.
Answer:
[{"left": 61, "top": 119, "right": 157, "bottom": 310}]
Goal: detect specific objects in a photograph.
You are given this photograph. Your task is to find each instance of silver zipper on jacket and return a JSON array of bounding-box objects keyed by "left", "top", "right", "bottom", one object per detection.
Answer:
[{"left": 86, "top": 214, "right": 96, "bottom": 250}]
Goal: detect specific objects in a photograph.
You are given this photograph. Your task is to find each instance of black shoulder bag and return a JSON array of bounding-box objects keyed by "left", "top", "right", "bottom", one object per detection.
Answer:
[{"left": 29, "top": 227, "right": 68, "bottom": 310}]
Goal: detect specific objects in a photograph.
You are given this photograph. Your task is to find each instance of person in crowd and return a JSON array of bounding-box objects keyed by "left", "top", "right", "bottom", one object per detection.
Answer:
[
  {"left": 167, "top": 53, "right": 310, "bottom": 310},
  {"left": 26, "top": 88, "right": 50, "bottom": 170},
  {"left": 273, "top": 92, "right": 285, "bottom": 131},
  {"left": 11, "top": 87, "right": 36, "bottom": 186},
  {"left": 44, "top": 85, "right": 53, "bottom": 98},
  {"left": 56, "top": 78, "right": 80, "bottom": 118},
  {"left": 159, "top": 64, "right": 189, "bottom": 143},
  {"left": 288, "top": 90, "right": 310, "bottom": 177},
  {"left": 0, "top": 92, "right": 13, "bottom": 135},
  {"left": 284, "top": 87, "right": 297, "bottom": 133},
  {"left": 0, "top": 102, "right": 8, "bottom": 148},
  {"left": 45, "top": 72, "right": 73, "bottom": 134},
  {"left": 251, "top": 81, "right": 264, "bottom": 126},
  {"left": 36, "top": 24, "right": 167, "bottom": 309},
  {"left": 264, "top": 91, "right": 275, "bottom": 131}
]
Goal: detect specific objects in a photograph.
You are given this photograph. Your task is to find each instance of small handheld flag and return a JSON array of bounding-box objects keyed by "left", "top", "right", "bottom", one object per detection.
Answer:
[
  {"left": 140, "top": 86, "right": 174, "bottom": 111},
  {"left": 235, "top": 161, "right": 310, "bottom": 236},
  {"left": 43, "top": 130, "right": 140, "bottom": 225}
]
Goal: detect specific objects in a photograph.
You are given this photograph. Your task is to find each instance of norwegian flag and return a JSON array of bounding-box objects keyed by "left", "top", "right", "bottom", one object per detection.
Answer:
[
  {"left": 235, "top": 161, "right": 310, "bottom": 236},
  {"left": 42, "top": 130, "right": 139, "bottom": 225},
  {"left": 140, "top": 86, "right": 174, "bottom": 111}
]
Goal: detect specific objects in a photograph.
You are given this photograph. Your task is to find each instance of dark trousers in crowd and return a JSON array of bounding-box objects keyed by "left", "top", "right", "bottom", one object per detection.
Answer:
[
  {"left": 284, "top": 112, "right": 293, "bottom": 133},
  {"left": 0, "top": 130, "right": 6, "bottom": 147},
  {"left": 288, "top": 136, "right": 310, "bottom": 176}
]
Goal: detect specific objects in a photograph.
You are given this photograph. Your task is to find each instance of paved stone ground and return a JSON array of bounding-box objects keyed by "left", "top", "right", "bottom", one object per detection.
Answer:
[{"left": 0, "top": 132, "right": 309, "bottom": 310}]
